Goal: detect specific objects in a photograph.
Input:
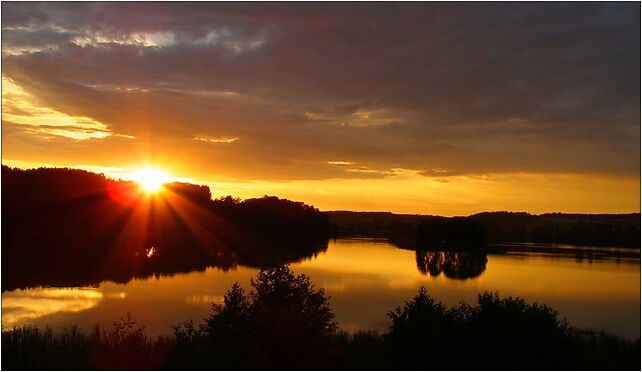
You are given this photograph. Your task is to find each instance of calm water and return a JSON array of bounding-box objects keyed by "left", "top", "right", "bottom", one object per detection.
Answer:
[{"left": 3, "top": 238, "right": 640, "bottom": 339}]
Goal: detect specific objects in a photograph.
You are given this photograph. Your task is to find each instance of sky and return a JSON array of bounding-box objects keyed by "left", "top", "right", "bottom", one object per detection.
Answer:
[{"left": 1, "top": 2, "right": 640, "bottom": 215}]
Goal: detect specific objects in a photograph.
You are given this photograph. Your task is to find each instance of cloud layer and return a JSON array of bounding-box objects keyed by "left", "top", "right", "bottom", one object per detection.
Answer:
[{"left": 2, "top": 3, "right": 640, "bottom": 184}]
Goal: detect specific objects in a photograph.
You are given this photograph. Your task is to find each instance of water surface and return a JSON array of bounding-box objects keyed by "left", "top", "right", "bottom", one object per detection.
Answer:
[{"left": 3, "top": 238, "right": 639, "bottom": 339}]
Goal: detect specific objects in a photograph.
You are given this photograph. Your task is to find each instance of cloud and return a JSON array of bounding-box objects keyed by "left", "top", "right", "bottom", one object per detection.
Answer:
[
  {"left": 193, "top": 136, "right": 239, "bottom": 144},
  {"left": 419, "top": 168, "right": 460, "bottom": 177},
  {"left": 1, "top": 3, "right": 639, "bottom": 182},
  {"left": 2, "top": 76, "right": 114, "bottom": 140}
]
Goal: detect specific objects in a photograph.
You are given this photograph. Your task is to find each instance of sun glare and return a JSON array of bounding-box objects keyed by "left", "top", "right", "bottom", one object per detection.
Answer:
[{"left": 131, "top": 168, "right": 171, "bottom": 192}]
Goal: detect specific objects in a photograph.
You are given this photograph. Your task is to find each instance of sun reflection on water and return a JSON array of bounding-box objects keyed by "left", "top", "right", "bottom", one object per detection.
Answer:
[{"left": 2, "top": 288, "right": 104, "bottom": 326}]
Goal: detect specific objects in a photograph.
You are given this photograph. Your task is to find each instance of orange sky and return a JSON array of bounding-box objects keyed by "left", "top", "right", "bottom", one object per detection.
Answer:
[
  {"left": 3, "top": 158, "right": 639, "bottom": 216},
  {"left": 2, "top": 3, "right": 640, "bottom": 216}
]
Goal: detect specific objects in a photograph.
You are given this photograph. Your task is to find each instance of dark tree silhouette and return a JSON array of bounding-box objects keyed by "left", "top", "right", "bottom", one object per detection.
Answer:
[
  {"left": 385, "top": 287, "right": 574, "bottom": 370},
  {"left": 471, "top": 211, "right": 641, "bottom": 248},
  {"left": 385, "top": 286, "right": 459, "bottom": 369},
  {"left": 416, "top": 217, "right": 488, "bottom": 248},
  {"left": 170, "top": 265, "right": 338, "bottom": 370},
  {"left": 250, "top": 266, "right": 337, "bottom": 369},
  {"left": 470, "top": 211, "right": 538, "bottom": 242},
  {"left": 163, "top": 182, "right": 212, "bottom": 204}
]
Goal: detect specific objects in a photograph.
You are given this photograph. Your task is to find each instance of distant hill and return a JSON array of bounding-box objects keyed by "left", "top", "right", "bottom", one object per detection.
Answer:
[
  {"left": 327, "top": 210, "right": 641, "bottom": 248},
  {"left": 325, "top": 211, "right": 433, "bottom": 237}
]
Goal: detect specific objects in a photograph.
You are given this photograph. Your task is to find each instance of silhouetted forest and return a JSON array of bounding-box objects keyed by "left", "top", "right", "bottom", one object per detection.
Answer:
[
  {"left": 2, "top": 166, "right": 330, "bottom": 291},
  {"left": 328, "top": 211, "right": 641, "bottom": 248},
  {"left": 416, "top": 217, "right": 488, "bottom": 248},
  {"left": 471, "top": 211, "right": 641, "bottom": 248},
  {"left": 2, "top": 266, "right": 639, "bottom": 370}
]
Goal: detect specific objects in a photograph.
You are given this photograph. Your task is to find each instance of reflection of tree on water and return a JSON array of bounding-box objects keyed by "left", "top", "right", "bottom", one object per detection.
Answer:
[
  {"left": 415, "top": 251, "right": 487, "bottom": 279},
  {"left": 2, "top": 233, "right": 328, "bottom": 291}
]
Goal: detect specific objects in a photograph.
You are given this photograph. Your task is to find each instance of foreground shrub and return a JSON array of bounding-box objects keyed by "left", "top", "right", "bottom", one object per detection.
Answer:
[
  {"left": 384, "top": 287, "right": 639, "bottom": 370},
  {"left": 168, "top": 265, "right": 338, "bottom": 370}
]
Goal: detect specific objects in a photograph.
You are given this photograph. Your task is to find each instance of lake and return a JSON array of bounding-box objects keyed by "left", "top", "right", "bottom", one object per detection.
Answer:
[{"left": 3, "top": 238, "right": 640, "bottom": 339}]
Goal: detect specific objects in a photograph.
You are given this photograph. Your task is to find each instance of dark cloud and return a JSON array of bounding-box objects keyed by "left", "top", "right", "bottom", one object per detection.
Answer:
[
  {"left": 2, "top": 27, "right": 82, "bottom": 48},
  {"left": 2, "top": 2, "right": 639, "bottom": 181}
]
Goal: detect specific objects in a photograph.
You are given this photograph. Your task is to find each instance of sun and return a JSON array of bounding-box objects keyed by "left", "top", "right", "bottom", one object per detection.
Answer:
[{"left": 131, "top": 168, "right": 171, "bottom": 192}]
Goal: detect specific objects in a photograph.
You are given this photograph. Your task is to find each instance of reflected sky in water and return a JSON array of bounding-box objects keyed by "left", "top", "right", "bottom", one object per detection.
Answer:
[{"left": 2, "top": 239, "right": 639, "bottom": 339}]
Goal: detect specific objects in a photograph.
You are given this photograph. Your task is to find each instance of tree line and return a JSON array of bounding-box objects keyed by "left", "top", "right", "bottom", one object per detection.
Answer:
[
  {"left": 328, "top": 211, "right": 640, "bottom": 248},
  {"left": 2, "top": 166, "right": 331, "bottom": 237},
  {"left": 2, "top": 166, "right": 330, "bottom": 291}
]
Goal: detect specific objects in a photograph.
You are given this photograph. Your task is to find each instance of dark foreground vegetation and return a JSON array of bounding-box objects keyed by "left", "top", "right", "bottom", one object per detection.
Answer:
[
  {"left": 2, "top": 166, "right": 330, "bottom": 290},
  {"left": 3, "top": 266, "right": 639, "bottom": 371}
]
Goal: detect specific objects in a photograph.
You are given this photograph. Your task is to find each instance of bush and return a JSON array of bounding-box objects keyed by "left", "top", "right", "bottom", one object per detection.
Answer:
[
  {"left": 385, "top": 287, "right": 572, "bottom": 370},
  {"left": 168, "top": 265, "right": 337, "bottom": 370},
  {"left": 385, "top": 286, "right": 466, "bottom": 369}
]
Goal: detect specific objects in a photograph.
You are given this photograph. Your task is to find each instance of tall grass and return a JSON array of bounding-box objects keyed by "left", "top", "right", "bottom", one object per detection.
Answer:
[{"left": 2, "top": 314, "right": 171, "bottom": 370}]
